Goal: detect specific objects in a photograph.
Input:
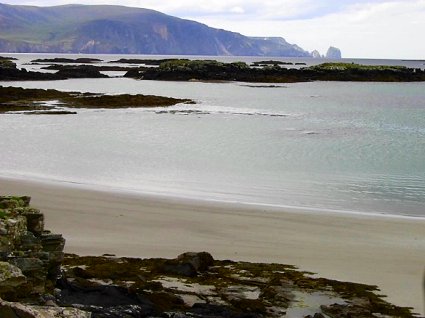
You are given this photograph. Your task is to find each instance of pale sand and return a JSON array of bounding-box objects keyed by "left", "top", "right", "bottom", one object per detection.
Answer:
[{"left": 1, "top": 176, "right": 424, "bottom": 315}]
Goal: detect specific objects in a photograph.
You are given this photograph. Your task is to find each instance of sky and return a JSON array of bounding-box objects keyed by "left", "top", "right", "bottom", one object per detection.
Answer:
[{"left": 2, "top": 0, "right": 425, "bottom": 59}]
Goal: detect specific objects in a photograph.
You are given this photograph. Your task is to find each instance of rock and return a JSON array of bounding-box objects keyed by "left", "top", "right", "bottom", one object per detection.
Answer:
[
  {"left": 55, "top": 65, "right": 109, "bottom": 78},
  {"left": 0, "top": 196, "right": 65, "bottom": 300},
  {"left": 0, "top": 196, "right": 416, "bottom": 317},
  {"left": 0, "top": 297, "right": 92, "bottom": 318},
  {"left": 21, "top": 209, "right": 44, "bottom": 235},
  {"left": 158, "top": 261, "right": 198, "bottom": 277},
  {"left": 311, "top": 50, "right": 323, "bottom": 58},
  {"left": 35, "top": 306, "right": 91, "bottom": 317},
  {"left": 177, "top": 252, "right": 214, "bottom": 272},
  {"left": 128, "top": 59, "right": 425, "bottom": 83},
  {"left": 0, "top": 262, "right": 27, "bottom": 297},
  {"left": 0, "top": 64, "right": 63, "bottom": 81},
  {"left": 325, "top": 46, "right": 342, "bottom": 59},
  {"left": 31, "top": 58, "right": 102, "bottom": 64},
  {"left": 304, "top": 313, "right": 325, "bottom": 318},
  {"left": 9, "top": 258, "right": 47, "bottom": 294},
  {"left": 0, "top": 298, "right": 39, "bottom": 318},
  {"left": 157, "top": 252, "right": 214, "bottom": 277}
]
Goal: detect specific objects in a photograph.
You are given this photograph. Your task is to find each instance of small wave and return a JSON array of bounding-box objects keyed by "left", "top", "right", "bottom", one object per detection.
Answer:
[
  {"left": 154, "top": 105, "right": 290, "bottom": 118},
  {"left": 240, "top": 84, "right": 287, "bottom": 88}
]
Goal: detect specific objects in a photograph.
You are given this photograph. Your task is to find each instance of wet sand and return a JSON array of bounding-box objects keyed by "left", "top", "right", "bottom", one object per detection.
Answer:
[{"left": 1, "top": 176, "right": 424, "bottom": 315}]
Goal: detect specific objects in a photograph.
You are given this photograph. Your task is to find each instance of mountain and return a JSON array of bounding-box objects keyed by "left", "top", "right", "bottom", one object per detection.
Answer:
[{"left": 0, "top": 3, "right": 312, "bottom": 56}]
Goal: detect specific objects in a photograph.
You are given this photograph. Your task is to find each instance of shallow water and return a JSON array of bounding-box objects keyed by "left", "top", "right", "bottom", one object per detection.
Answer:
[{"left": 1, "top": 55, "right": 425, "bottom": 217}]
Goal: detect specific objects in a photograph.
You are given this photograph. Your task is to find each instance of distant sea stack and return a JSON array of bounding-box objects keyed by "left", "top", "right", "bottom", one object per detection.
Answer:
[
  {"left": 326, "top": 46, "right": 342, "bottom": 59},
  {"left": 310, "top": 47, "right": 342, "bottom": 59},
  {"left": 311, "top": 50, "right": 322, "bottom": 58}
]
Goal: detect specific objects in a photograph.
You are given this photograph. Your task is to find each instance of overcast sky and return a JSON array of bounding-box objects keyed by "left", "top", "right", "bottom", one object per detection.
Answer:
[{"left": 2, "top": 0, "right": 425, "bottom": 59}]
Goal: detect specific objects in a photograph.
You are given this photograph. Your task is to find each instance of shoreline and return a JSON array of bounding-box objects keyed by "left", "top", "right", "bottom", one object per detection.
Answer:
[
  {"left": 1, "top": 173, "right": 423, "bottom": 221},
  {"left": 1, "top": 175, "right": 424, "bottom": 315}
]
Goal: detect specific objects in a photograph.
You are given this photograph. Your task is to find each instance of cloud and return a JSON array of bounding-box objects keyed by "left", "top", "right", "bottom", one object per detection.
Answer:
[{"left": 188, "top": 0, "right": 425, "bottom": 59}]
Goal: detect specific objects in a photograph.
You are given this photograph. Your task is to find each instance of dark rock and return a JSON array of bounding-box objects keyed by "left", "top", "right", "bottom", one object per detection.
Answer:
[
  {"left": 0, "top": 65, "right": 63, "bottom": 81},
  {"left": 24, "top": 110, "right": 78, "bottom": 115},
  {"left": 304, "top": 313, "right": 325, "bottom": 318},
  {"left": 190, "top": 303, "right": 261, "bottom": 318},
  {"left": 0, "top": 262, "right": 27, "bottom": 299},
  {"left": 55, "top": 65, "right": 109, "bottom": 78},
  {"left": 31, "top": 58, "right": 103, "bottom": 64},
  {"left": 126, "top": 59, "right": 425, "bottom": 83},
  {"left": 21, "top": 209, "right": 44, "bottom": 235},
  {"left": 123, "top": 68, "right": 142, "bottom": 78},
  {"left": 0, "top": 298, "right": 39, "bottom": 318},
  {"left": 157, "top": 252, "right": 214, "bottom": 277},
  {"left": 83, "top": 304, "right": 154, "bottom": 318},
  {"left": 177, "top": 252, "right": 214, "bottom": 272},
  {"left": 1, "top": 86, "right": 193, "bottom": 114},
  {"left": 158, "top": 261, "right": 197, "bottom": 277},
  {"left": 57, "top": 276, "right": 157, "bottom": 317}
]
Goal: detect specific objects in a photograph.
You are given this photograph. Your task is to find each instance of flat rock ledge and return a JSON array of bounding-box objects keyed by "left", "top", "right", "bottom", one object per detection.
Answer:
[{"left": 0, "top": 196, "right": 417, "bottom": 318}]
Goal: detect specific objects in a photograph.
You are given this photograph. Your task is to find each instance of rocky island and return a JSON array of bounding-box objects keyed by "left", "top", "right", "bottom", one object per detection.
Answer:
[
  {"left": 0, "top": 196, "right": 417, "bottom": 317},
  {"left": 125, "top": 60, "right": 425, "bottom": 83},
  {"left": 0, "top": 86, "right": 193, "bottom": 115},
  {"left": 0, "top": 58, "right": 108, "bottom": 81},
  {"left": 3, "top": 55, "right": 425, "bottom": 83}
]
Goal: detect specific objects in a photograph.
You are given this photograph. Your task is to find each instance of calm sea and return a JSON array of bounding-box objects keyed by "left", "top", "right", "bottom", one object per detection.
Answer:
[{"left": 1, "top": 54, "right": 425, "bottom": 217}]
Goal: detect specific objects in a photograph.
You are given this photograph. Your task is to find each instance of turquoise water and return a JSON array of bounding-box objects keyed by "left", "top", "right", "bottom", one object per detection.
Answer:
[{"left": 1, "top": 55, "right": 425, "bottom": 217}]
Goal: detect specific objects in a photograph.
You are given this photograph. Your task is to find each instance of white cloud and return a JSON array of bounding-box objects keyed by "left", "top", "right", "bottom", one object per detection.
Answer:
[{"left": 188, "top": 0, "right": 425, "bottom": 59}]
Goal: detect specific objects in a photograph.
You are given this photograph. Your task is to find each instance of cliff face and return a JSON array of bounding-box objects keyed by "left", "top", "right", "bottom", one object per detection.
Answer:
[{"left": 0, "top": 4, "right": 310, "bottom": 57}]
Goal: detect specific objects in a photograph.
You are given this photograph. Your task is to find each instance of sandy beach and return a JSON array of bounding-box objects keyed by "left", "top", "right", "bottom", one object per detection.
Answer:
[{"left": 1, "top": 176, "right": 424, "bottom": 315}]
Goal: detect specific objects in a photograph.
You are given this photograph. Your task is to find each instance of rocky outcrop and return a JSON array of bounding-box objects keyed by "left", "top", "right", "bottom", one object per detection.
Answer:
[
  {"left": 0, "top": 196, "right": 65, "bottom": 301},
  {"left": 311, "top": 50, "right": 323, "bottom": 58},
  {"left": 55, "top": 65, "right": 109, "bottom": 79},
  {"left": 0, "top": 298, "right": 91, "bottom": 318},
  {"left": 0, "top": 196, "right": 417, "bottom": 317},
  {"left": 325, "top": 46, "right": 342, "bottom": 59},
  {"left": 0, "top": 60, "right": 108, "bottom": 81},
  {"left": 0, "top": 61, "right": 63, "bottom": 81},
  {"left": 126, "top": 59, "right": 425, "bottom": 83},
  {"left": 0, "top": 86, "right": 194, "bottom": 114}
]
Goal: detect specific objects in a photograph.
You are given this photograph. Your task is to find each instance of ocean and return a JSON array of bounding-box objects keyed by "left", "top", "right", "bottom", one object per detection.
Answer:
[{"left": 1, "top": 54, "right": 425, "bottom": 217}]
